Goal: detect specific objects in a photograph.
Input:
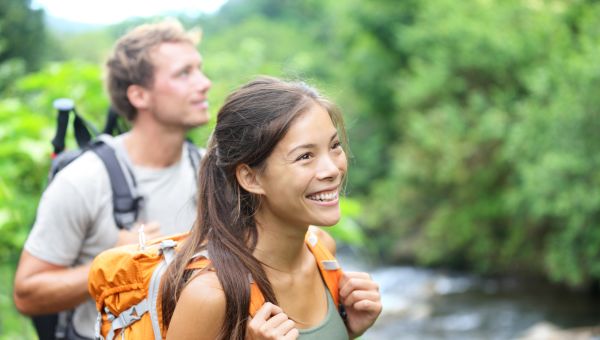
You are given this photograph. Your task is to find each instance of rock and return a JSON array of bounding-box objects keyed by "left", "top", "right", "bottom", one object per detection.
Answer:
[{"left": 518, "top": 321, "right": 600, "bottom": 340}]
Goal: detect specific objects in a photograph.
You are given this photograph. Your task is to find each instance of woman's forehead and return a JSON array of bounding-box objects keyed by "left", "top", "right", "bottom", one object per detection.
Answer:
[{"left": 277, "top": 105, "right": 336, "bottom": 151}]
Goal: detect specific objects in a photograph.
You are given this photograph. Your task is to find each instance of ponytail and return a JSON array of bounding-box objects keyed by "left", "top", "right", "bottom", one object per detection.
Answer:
[{"left": 161, "top": 140, "right": 277, "bottom": 340}]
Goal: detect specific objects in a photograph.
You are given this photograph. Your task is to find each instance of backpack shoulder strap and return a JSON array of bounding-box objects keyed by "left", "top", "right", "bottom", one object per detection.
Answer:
[
  {"left": 91, "top": 138, "right": 140, "bottom": 230},
  {"left": 248, "top": 230, "right": 343, "bottom": 317},
  {"left": 304, "top": 230, "right": 342, "bottom": 309},
  {"left": 185, "top": 140, "right": 205, "bottom": 179},
  {"left": 185, "top": 252, "right": 211, "bottom": 271}
]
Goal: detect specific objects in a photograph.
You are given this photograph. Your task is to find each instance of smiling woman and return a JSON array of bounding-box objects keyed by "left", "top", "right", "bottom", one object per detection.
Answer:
[
  {"left": 252, "top": 103, "right": 347, "bottom": 228},
  {"left": 31, "top": 0, "right": 227, "bottom": 24},
  {"left": 160, "top": 76, "right": 383, "bottom": 340}
]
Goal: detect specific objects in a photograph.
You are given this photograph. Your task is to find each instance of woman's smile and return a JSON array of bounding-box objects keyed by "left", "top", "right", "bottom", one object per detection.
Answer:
[{"left": 306, "top": 188, "right": 340, "bottom": 206}]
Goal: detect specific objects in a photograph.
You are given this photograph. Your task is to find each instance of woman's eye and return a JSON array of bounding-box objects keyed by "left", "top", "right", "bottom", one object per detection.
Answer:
[
  {"left": 296, "top": 153, "right": 311, "bottom": 161},
  {"left": 331, "top": 141, "right": 341, "bottom": 149}
]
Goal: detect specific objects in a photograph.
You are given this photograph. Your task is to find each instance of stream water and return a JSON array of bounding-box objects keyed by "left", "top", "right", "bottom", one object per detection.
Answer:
[{"left": 337, "top": 249, "right": 600, "bottom": 340}]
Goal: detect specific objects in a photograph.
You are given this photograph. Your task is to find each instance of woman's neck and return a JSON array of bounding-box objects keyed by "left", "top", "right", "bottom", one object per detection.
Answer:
[
  {"left": 252, "top": 215, "right": 328, "bottom": 328},
  {"left": 252, "top": 215, "right": 311, "bottom": 273}
]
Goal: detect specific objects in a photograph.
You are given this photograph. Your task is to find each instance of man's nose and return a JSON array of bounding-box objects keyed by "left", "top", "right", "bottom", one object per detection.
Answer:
[{"left": 192, "top": 71, "right": 211, "bottom": 92}]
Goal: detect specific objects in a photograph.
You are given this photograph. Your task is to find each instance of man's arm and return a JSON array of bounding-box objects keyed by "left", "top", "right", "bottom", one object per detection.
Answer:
[
  {"left": 14, "top": 221, "right": 163, "bottom": 316},
  {"left": 13, "top": 251, "right": 92, "bottom": 315}
]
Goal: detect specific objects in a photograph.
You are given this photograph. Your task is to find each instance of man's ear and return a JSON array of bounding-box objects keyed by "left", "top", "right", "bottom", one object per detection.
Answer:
[
  {"left": 236, "top": 164, "right": 265, "bottom": 195},
  {"left": 127, "top": 84, "right": 150, "bottom": 110}
]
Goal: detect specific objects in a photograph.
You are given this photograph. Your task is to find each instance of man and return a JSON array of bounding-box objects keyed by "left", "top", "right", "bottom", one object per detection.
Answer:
[{"left": 13, "top": 19, "right": 211, "bottom": 339}]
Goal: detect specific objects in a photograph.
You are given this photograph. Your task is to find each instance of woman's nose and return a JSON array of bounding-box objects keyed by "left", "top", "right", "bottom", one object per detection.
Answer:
[{"left": 316, "top": 155, "right": 342, "bottom": 181}]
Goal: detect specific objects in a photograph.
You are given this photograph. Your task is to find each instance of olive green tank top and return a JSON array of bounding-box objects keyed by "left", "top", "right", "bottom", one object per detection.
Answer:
[{"left": 298, "top": 288, "right": 349, "bottom": 339}]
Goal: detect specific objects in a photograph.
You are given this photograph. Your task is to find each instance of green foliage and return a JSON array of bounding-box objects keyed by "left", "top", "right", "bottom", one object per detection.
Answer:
[
  {"left": 330, "top": 198, "right": 367, "bottom": 247},
  {"left": 0, "top": 99, "right": 48, "bottom": 340},
  {"left": 0, "top": 61, "right": 110, "bottom": 338},
  {"left": 327, "top": 0, "right": 420, "bottom": 194},
  {"left": 0, "top": 266, "right": 35, "bottom": 338},
  {"left": 363, "top": 0, "right": 600, "bottom": 285},
  {"left": 5, "top": 4, "right": 600, "bottom": 337},
  {"left": 0, "top": 0, "right": 46, "bottom": 72},
  {"left": 50, "top": 30, "right": 114, "bottom": 64}
]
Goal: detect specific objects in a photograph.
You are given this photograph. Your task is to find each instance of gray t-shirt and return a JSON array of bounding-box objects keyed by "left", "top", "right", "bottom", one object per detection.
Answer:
[{"left": 24, "top": 134, "right": 198, "bottom": 338}]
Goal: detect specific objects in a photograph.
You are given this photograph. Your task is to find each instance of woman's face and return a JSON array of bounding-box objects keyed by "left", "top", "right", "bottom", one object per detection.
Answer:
[{"left": 255, "top": 103, "right": 347, "bottom": 230}]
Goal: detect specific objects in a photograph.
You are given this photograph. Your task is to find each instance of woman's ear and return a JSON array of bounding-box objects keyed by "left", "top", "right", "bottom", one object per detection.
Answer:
[
  {"left": 236, "top": 164, "right": 265, "bottom": 195},
  {"left": 127, "top": 84, "right": 149, "bottom": 110}
]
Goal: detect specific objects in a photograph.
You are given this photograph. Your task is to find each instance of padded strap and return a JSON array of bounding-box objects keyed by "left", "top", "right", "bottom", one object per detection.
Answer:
[
  {"left": 160, "top": 239, "right": 178, "bottom": 264},
  {"left": 249, "top": 281, "right": 264, "bottom": 317},
  {"left": 185, "top": 140, "right": 203, "bottom": 176},
  {"left": 105, "top": 299, "right": 150, "bottom": 340},
  {"left": 92, "top": 141, "right": 140, "bottom": 230},
  {"left": 304, "top": 231, "right": 342, "bottom": 309},
  {"left": 94, "top": 311, "right": 103, "bottom": 340},
  {"left": 185, "top": 257, "right": 211, "bottom": 270},
  {"left": 185, "top": 141, "right": 204, "bottom": 201}
]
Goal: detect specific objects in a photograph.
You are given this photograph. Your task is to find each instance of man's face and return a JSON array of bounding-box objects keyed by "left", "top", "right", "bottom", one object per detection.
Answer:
[{"left": 144, "top": 42, "right": 211, "bottom": 130}]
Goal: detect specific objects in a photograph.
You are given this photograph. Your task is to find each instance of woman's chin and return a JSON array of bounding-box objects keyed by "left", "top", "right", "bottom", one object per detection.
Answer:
[{"left": 311, "top": 215, "right": 342, "bottom": 228}]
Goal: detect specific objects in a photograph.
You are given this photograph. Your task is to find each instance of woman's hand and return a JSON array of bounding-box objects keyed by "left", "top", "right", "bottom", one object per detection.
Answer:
[
  {"left": 247, "top": 302, "right": 299, "bottom": 340},
  {"left": 339, "top": 271, "right": 382, "bottom": 338}
]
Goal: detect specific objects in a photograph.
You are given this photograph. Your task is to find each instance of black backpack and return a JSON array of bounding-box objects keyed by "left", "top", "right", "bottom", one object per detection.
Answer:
[{"left": 31, "top": 99, "right": 202, "bottom": 340}]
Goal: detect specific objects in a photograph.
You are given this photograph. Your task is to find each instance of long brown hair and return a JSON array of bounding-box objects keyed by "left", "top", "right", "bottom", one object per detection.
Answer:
[{"left": 161, "top": 76, "right": 347, "bottom": 339}]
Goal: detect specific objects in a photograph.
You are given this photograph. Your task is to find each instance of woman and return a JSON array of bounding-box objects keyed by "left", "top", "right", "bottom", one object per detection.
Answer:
[{"left": 161, "top": 76, "right": 382, "bottom": 339}]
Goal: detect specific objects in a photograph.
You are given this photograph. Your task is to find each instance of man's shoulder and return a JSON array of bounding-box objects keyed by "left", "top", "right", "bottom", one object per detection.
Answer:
[{"left": 51, "top": 149, "right": 110, "bottom": 188}]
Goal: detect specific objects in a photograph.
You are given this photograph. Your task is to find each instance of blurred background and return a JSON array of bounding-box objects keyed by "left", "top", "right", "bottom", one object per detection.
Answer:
[{"left": 1, "top": 0, "right": 599, "bottom": 339}]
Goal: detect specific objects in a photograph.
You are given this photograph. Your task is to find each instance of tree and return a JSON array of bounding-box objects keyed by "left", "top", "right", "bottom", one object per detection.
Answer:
[{"left": 0, "top": 0, "right": 46, "bottom": 70}]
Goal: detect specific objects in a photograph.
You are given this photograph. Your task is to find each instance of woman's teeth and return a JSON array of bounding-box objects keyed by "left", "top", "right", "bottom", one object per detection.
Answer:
[{"left": 307, "top": 191, "right": 338, "bottom": 202}]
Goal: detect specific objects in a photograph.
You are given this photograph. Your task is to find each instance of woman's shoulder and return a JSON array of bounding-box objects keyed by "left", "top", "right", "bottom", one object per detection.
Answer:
[
  {"left": 180, "top": 270, "right": 224, "bottom": 308},
  {"left": 166, "top": 271, "right": 225, "bottom": 339}
]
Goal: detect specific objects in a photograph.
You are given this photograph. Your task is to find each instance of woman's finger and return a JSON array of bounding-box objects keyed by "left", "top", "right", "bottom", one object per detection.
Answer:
[
  {"left": 277, "top": 319, "right": 297, "bottom": 337},
  {"left": 351, "top": 299, "right": 383, "bottom": 313},
  {"left": 342, "top": 290, "right": 381, "bottom": 307},
  {"left": 339, "top": 275, "right": 379, "bottom": 298},
  {"left": 283, "top": 327, "right": 299, "bottom": 340},
  {"left": 248, "top": 302, "right": 283, "bottom": 329},
  {"left": 261, "top": 311, "right": 291, "bottom": 332}
]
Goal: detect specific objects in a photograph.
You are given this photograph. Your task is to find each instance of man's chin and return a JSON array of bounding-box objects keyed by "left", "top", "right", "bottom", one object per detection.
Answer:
[{"left": 185, "top": 115, "right": 210, "bottom": 128}]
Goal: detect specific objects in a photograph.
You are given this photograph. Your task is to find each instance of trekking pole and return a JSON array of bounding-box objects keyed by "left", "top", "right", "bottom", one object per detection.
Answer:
[
  {"left": 102, "top": 106, "right": 124, "bottom": 136},
  {"left": 51, "top": 98, "right": 75, "bottom": 158},
  {"left": 50, "top": 98, "right": 98, "bottom": 158}
]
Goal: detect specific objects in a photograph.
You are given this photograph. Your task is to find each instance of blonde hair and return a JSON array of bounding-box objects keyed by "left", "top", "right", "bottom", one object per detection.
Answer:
[{"left": 106, "top": 18, "right": 202, "bottom": 120}]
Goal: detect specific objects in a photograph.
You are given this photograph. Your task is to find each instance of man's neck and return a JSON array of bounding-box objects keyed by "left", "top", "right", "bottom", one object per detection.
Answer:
[{"left": 123, "top": 125, "right": 186, "bottom": 168}]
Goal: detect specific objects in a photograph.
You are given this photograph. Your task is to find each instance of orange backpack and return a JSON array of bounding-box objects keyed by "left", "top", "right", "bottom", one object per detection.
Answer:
[{"left": 88, "top": 230, "right": 342, "bottom": 340}]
